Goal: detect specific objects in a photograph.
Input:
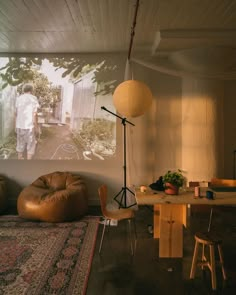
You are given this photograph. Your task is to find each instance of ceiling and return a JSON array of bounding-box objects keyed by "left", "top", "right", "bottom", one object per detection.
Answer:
[{"left": 1, "top": 0, "right": 236, "bottom": 78}]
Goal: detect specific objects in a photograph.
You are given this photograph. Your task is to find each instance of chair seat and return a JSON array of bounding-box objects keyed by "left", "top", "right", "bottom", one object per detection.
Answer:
[
  {"left": 195, "top": 231, "right": 223, "bottom": 245},
  {"left": 104, "top": 208, "right": 134, "bottom": 220}
]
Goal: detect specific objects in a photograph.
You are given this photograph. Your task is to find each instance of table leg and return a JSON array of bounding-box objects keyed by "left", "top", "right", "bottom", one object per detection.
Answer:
[
  {"left": 159, "top": 204, "right": 186, "bottom": 258},
  {"left": 153, "top": 204, "right": 160, "bottom": 238}
]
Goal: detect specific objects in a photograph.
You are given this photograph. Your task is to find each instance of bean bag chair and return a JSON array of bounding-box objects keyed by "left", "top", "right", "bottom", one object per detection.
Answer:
[
  {"left": 0, "top": 176, "right": 7, "bottom": 214},
  {"left": 17, "top": 171, "right": 88, "bottom": 222}
]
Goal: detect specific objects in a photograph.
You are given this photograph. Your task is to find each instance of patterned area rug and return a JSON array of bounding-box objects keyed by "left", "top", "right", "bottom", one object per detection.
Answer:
[{"left": 0, "top": 215, "right": 99, "bottom": 295}]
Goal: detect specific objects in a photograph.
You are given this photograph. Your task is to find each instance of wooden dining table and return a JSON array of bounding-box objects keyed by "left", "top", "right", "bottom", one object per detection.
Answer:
[{"left": 135, "top": 187, "right": 236, "bottom": 258}]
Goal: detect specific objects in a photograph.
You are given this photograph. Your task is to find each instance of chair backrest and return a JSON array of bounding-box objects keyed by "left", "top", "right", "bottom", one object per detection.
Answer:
[
  {"left": 98, "top": 185, "right": 109, "bottom": 216},
  {"left": 189, "top": 181, "right": 199, "bottom": 187},
  {"left": 189, "top": 181, "right": 211, "bottom": 187},
  {"left": 210, "top": 178, "right": 236, "bottom": 187}
]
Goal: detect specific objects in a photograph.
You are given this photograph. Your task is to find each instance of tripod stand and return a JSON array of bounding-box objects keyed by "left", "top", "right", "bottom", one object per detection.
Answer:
[
  {"left": 234, "top": 150, "right": 236, "bottom": 179},
  {"left": 101, "top": 106, "right": 136, "bottom": 208}
]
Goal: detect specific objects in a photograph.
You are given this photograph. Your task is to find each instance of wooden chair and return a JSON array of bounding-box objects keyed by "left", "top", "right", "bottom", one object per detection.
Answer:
[
  {"left": 211, "top": 178, "right": 236, "bottom": 187},
  {"left": 209, "top": 178, "right": 236, "bottom": 230},
  {"left": 190, "top": 178, "right": 236, "bottom": 290},
  {"left": 98, "top": 185, "right": 137, "bottom": 255}
]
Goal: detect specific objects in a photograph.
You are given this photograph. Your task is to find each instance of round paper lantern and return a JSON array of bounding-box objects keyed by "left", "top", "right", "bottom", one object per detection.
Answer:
[{"left": 113, "top": 80, "right": 153, "bottom": 117}]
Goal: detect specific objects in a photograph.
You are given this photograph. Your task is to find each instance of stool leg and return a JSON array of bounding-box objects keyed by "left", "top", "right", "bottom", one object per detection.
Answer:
[
  {"left": 201, "top": 244, "right": 207, "bottom": 269},
  {"left": 209, "top": 244, "right": 217, "bottom": 290},
  {"left": 132, "top": 218, "right": 138, "bottom": 254},
  {"left": 218, "top": 244, "right": 227, "bottom": 280},
  {"left": 127, "top": 219, "right": 134, "bottom": 255},
  {"left": 190, "top": 240, "right": 199, "bottom": 279}
]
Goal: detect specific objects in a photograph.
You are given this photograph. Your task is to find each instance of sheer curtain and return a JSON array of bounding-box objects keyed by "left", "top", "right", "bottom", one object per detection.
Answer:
[
  {"left": 126, "top": 73, "right": 224, "bottom": 188},
  {"left": 181, "top": 77, "right": 224, "bottom": 182}
]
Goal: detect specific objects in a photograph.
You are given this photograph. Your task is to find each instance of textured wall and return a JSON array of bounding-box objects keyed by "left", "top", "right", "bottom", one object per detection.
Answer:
[{"left": 1, "top": 58, "right": 236, "bottom": 207}]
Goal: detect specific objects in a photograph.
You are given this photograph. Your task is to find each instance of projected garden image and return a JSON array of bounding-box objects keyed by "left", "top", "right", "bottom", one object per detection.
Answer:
[{"left": 0, "top": 56, "right": 118, "bottom": 160}]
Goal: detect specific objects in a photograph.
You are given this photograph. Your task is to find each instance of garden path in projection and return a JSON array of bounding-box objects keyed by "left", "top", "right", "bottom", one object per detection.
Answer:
[{"left": 35, "top": 123, "right": 82, "bottom": 160}]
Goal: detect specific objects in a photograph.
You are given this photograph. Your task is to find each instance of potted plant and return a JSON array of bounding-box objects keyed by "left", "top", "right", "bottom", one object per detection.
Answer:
[{"left": 163, "top": 169, "right": 185, "bottom": 195}]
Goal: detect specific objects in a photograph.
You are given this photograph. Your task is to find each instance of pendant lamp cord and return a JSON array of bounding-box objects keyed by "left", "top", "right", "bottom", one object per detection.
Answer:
[{"left": 127, "top": 0, "right": 140, "bottom": 60}]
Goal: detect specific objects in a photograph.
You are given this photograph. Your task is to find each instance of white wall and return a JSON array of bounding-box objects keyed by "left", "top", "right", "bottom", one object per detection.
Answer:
[
  {"left": 126, "top": 62, "right": 183, "bottom": 186},
  {"left": 1, "top": 55, "right": 236, "bottom": 208},
  {"left": 0, "top": 159, "right": 123, "bottom": 206},
  {"left": 224, "top": 80, "right": 236, "bottom": 178},
  {"left": 126, "top": 61, "right": 236, "bottom": 186},
  {"left": 0, "top": 54, "right": 126, "bottom": 206}
]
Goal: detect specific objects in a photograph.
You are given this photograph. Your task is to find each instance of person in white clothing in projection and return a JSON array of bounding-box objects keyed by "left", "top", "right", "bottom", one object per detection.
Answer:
[{"left": 15, "top": 83, "right": 39, "bottom": 159}]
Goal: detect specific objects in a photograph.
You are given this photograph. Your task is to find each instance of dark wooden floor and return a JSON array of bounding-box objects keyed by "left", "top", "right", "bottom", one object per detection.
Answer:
[{"left": 87, "top": 205, "right": 236, "bottom": 295}]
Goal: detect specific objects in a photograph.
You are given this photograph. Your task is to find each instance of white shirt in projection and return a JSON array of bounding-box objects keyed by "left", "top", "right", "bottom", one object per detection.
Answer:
[{"left": 15, "top": 93, "right": 39, "bottom": 129}]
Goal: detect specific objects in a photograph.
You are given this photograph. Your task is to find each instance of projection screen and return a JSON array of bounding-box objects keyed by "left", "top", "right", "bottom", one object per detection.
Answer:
[{"left": 0, "top": 55, "right": 120, "bottom": 160}]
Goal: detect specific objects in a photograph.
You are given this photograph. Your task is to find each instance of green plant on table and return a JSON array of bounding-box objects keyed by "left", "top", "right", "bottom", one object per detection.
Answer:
[{"left": 162, "top": 169, "right": 185, "bottom": 188}]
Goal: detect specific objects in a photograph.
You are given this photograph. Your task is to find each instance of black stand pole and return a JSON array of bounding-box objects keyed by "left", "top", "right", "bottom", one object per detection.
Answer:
[
  {"left": 233, "top": 150, "right": 236, "bottom": 179},
  {"left": 101, "top": 106, "right": 136, "bottom": 208}
]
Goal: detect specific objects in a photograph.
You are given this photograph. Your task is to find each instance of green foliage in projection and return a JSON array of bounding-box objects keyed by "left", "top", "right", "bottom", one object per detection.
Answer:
[{"left": 0, "top": 56, "right": 119, "bottom": 95}]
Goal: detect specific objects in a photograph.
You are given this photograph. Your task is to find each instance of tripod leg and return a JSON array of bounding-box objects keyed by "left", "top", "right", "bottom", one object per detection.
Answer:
[
  {"left": 114, "top": 187, "right": 137, "bottom": 208},
  {"left": 114, "top": 188, "right": 126, "bottom": 208},
  {"left": 127, "top": 187, "right": 135, "bottom": 196},
  {"left": 114, "top": 188, "right": 123, "bottom": 201}
]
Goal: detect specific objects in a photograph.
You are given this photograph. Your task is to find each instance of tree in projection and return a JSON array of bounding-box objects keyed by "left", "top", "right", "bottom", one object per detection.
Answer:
[{"left": 0, "top": 56, "right": 119, "bottom": 95}]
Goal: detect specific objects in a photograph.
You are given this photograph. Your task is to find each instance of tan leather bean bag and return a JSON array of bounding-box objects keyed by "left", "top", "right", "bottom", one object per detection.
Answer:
[
  {"left": 0, "top": 176, "right": 7, "bottom": 214},
  {"left": 17, "top": 171, "right": 88, "bottom": 222}
]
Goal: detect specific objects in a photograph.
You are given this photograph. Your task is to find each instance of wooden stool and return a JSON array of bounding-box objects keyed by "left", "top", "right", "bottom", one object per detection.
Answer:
[{"left": 190, "top": 231, "right": 227, "bottom": 290}]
